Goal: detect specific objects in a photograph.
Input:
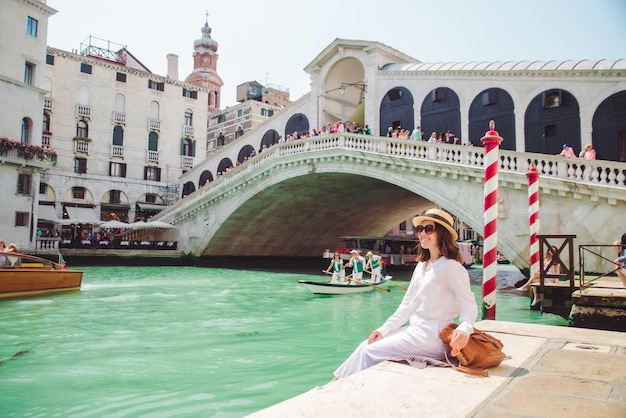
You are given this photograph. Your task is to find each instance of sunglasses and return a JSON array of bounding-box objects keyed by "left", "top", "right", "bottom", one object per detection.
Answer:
[{"left": 415, "top": 224, "right": 436, "bottom": 235}]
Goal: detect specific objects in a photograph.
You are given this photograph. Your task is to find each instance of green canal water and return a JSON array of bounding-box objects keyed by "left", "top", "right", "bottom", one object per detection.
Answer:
[{"left": 0, "top": 265, "right": 567, "bottom": 417}]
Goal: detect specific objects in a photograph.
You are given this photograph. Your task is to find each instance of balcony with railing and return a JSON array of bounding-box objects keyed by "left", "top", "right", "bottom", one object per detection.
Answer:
[
  {"left": 148, "top": 118, "right": 161, "bottom": 130},
  {"left": 111, "top": 145, "right": 124, "bottom": 157},
  {"left": 181, "top": 155, "right": 194, "bottom": 167},
  {"left": 74, "top": 140, "right": 89, "bottom": 153},
  {"left": 77, "top": 104, "right": 91, "bottom": 118},
  {"left": 112, "top": 111, "right": 126, "bottom": 124},
  {"left": 0, "top": 139, "right": 57, "bottom": 167},
  {"left": 147, "top": 150, "right": 159, "bottom": 162},
  {"left": 44, "top": 97, "right": 53, "bottom": 111},
  {"left": 183, "top": 125, "right": 194, "bottom": 136},
  {"left": 41, "top": 133, "right": 51, "bottom": 146}
]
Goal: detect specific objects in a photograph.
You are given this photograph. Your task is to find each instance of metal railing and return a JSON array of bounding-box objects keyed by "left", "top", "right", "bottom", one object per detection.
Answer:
[{"left": 579, "top": 244, "right": 624, "bottom": 289}]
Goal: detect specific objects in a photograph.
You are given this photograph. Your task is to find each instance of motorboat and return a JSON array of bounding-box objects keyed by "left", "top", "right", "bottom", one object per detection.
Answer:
[{"left": 0, "top": 252, "right": 83, "bottom": 300}]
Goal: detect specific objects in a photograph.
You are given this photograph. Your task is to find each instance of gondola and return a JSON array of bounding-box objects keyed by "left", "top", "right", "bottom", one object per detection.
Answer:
[{"left": 297, "top": 276, "right": 392, "bottom": 295}]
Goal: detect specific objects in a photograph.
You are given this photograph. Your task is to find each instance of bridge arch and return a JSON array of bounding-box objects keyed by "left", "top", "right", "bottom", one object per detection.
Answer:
[
  {"left": 181, "top": 181, "right": 195, "bottom": 198},
  {"left": 217, "top": 158, "right": 234, "bottom": 174},
  {"left": 468, "top": 88, "right": 516, "bottom": 149},
  {"left": 420, "top": 87, "right": 461, "bottom": 142},
  {"left": 199, "top": 170, "right": 213, "bottom": 186},
  {"left": 321, "top": 56, "right": 366, "bottom": 126},
  {"left": 238, "top": 144, "right": 256, "bottom": 163},
  {"left": 158, "top": 135, "right": 626, "bottom": 272},
  {"left": 592, "top": 90, "right": 626, "bottom": 162},
  {"left": 285, "top": 113, "right": 309, "bottom": 138},
  {"left": 261, "top": 129, "right": 280, "bottom": 149},
  {"left": 379, "top": 86, "right": 414, "bottom": 135},
  {"left": 524, "top": 89, "right": 581, "bottom": 155}
]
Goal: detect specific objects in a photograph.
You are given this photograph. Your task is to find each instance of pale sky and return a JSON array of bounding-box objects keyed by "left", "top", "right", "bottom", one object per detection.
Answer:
[{"left": 46, "top": 0, "right": 626, "bottom": 107}]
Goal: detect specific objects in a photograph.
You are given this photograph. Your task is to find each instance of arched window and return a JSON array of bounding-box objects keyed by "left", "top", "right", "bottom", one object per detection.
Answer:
[
  {"left": 234, "top": 126, "right": 244, "bottom": 139},
  {"left": 184, "top": 110, "right": 193, "bottom": 126},
  {"left": 112, "top": 126, "right": 124, "bottom": 146},
  {"left": 21, "top": 117, "right": 32, "bottom": 143},
  {"left": 148, "top": 131, "right": 159, "bottom": 151},
  {"left": 76, "top": 120, "right": 89, "bottom": 138},
  {"left": 180, "top": 138, "right": 195, "bottom": 156}
]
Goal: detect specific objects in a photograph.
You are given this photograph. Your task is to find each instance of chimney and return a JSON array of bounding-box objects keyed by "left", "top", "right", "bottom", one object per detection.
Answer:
[{"left": 167, "top": 53, "right": 179, "bottom": 80}]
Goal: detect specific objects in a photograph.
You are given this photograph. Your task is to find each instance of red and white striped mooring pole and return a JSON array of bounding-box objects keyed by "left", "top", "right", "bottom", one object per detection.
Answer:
[
  {"left": 526, "top": 165, "right": 540, "bottom": 287},
  {"left": 481, "top": 120, "right": 502, "bottom": 320}
]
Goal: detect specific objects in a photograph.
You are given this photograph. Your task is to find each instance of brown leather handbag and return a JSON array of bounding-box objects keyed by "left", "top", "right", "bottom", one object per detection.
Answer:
[{"left": 439, "top": 323, "right": 506, "bottom": 377}]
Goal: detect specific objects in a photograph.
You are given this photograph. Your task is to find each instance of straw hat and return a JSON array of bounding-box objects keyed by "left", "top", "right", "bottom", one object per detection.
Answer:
[
  {"left": 412, "top": 208, "right": 458, "bottom": 241},
  {"left": 366, "top": 251, "right": 373, "bottom": 257},
  {"left": 350, "top": 249, "right": 360, "bottom": 255}
]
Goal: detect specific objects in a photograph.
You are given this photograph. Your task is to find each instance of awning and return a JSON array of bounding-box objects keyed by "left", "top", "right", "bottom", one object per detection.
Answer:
[
  {"left": 38, "top": 205, "right": 59, "bottom": 222},
  {"left": 136, "top": 203, "right": 168, "bottom": 212},
  {"left": 61, "top": 206, "right": 101, "bottom": 225},
  {"left": 100, "top": 203, "right": 131, "bottom": 210}
]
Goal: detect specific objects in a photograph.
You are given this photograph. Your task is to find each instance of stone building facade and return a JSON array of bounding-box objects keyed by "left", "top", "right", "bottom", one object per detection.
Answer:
[{"left": 0, "top": 0, "right": 56, "bottom": 249}]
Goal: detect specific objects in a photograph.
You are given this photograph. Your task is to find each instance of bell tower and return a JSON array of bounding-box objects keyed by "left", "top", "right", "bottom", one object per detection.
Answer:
[{"left": 185, "top": 12, "right": 224, "bottom": 112}]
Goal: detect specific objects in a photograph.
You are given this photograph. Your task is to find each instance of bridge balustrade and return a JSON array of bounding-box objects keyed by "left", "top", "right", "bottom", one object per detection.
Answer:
[
  {"left": 155, "top": 134, "right": 626, "bottom": 233},
  {"left": 178, "top": 134, "right": 626, "bottom": 213}
]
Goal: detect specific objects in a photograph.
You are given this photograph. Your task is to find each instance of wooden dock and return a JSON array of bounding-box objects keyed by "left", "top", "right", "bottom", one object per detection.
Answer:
[{"left": 534, "top": 276, "right": 626, "bottom": 332}]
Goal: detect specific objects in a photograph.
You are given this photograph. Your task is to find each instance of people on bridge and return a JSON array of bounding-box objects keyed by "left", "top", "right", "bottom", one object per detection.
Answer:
[
  {"left": 411, "top": 125, "right": 421, "bottom": 141},
  {"left": 345, "top": 249, "right": 366, "bottom": 284},
  {"left": 324, "top": 252, "right": 346, "bottom": 284},
  {"left": 330, "top": 208, "right": 477, "bottom": 381},
  {"left": 558, "top": 143, "right": 577, "bottom": 158},
  {"left": 581, "top": 143, "right": 596, "bottom": 160},
  {"left": 516, "top": 245, "right": 560, "bottom": 309},
  {"left": 365, "top": 251, "right": 384, "bottom": 283}
]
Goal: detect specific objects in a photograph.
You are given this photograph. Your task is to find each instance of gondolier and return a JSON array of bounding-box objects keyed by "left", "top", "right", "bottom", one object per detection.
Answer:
[
  {"left": 345, "top": 249, "right": 366, "bottom": 284},
  {"left": 324, "top": 252, "right": 346, "bottom": 283},
  {"left": 365, "top": 251, "right": 383, "bottom": 283}
]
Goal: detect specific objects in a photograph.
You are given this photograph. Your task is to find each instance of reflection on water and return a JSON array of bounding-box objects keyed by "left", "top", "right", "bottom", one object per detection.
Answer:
[{"left": 0, "top": 265, "right": 566, "bottom": 417}]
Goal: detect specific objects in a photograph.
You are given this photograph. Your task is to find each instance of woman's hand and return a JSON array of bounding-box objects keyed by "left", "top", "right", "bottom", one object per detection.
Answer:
[
  {"left": 449, "top": 329, "right": 470, "bottom": 355},
  {"left": 367, "top": 330, "right": 383, "bottom": 344}
]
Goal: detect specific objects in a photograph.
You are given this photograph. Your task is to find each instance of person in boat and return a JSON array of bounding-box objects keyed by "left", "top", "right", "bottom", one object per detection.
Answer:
[
  {"left": 345, "top": 249, "right": 366, "bottom": 285},
  {"left": 324, "top": 252, "right": 346, "bottom": 284},
  {"left": 516, "top": 245, "right": 560, "bottom": 309},
  {"left": 0, "top": 239, "right": 7, "bottom": 266},
  {"left": 331, "top": 208, "right": 477, "bottom": 381},
  {"left": 5, "top": 243, "right": 19, "bottom": 267},
  {"left": 365, "top": 251, "right": 383, "bottom": 284}
]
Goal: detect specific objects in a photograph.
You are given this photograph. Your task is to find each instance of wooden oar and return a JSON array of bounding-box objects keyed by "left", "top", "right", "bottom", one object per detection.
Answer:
[
  {"left": 322, "top": 270, "right": 349, "bottom": 283},
  {"left": 384, "top": 278, "right": 408, "bottom": 291},
  {"left": 321, "top": 269, "right": 333, "bottom": 283},
  {"left": 361, "top": 281, "right": 390, "bottom": 292},
  {"left": 364, "top": 269, "right": 406, "bottom": 291}
]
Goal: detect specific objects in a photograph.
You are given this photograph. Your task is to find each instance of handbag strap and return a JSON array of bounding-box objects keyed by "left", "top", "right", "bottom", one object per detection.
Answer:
[{"left": 444, "top": 351, "right": 489, "bottom": 377}]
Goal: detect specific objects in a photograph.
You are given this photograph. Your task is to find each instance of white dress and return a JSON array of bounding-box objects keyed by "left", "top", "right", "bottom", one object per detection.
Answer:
[{"left": 333, "top": 257, "right": 477, "bottom": 379}]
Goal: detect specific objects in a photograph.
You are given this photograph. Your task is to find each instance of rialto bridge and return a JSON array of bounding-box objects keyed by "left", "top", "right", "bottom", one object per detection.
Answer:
[{"left": 154, "top": 133, "right": 626, "bottom": 272}]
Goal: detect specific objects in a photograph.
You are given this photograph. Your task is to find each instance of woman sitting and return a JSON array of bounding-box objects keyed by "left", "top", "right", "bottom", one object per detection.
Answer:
[{"left": 516, "top": 245, "right": 560, "bottom": 308}]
